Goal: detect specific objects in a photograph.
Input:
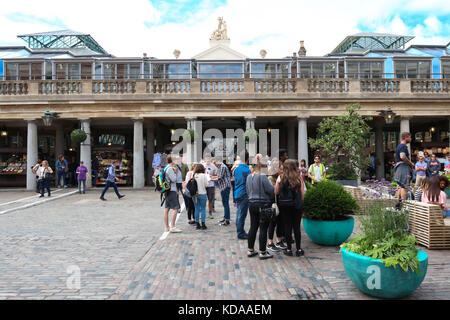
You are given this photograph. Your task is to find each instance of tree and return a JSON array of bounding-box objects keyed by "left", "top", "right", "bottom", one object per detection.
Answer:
[{"left": 308, "top": 103, "right": 372, "bottom": 178}]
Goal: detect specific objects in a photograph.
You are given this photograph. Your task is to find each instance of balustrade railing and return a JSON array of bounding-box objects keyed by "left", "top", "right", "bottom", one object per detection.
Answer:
[
  {"left": 360, "top": 79, "right": 400, "bottom": 93},
  {"left": 254, "top": 79, "right": 296, "bottom": 93},
  {"left": 200, "top": 80, "right": 243, "bottom": 93},
  {"left": 92, "top": 80, "right": 136, "bottom": 94},
  {"left": 411, "top": 79, "right": 449, "bottom": 93},
  {"left": 308, "top": 79, "right": 349, "bottom": 93},
  {"left": 147, "top": 80, "right": 190, "bottom": 94},
  {"left": 39, "top": 81, "right": 82, "bottom": 95},
  {"left": 0, "top": 81, "right": 28, "bottom": 95}
]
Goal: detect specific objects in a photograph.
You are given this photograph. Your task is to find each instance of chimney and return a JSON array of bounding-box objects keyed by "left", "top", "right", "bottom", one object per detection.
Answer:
[{"left": 298, "top": 41, "right": 306, "bottom": 56}]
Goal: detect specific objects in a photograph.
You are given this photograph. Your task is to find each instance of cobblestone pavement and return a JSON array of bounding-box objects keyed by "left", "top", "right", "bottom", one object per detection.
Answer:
[{"left": 0, "top": 189, "right": 449, "bottom": 300}]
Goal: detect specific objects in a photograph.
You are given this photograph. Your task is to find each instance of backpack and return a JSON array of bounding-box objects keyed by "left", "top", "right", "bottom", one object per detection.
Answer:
[
  {"left": 278, "top": 181, "right": 302, "bottom": 210},
  {"left": 186, "top": 176, "right": 198, "bottom": 198},
  {"left": 155, "top": 167, "right": 171, "bottom": 206}
]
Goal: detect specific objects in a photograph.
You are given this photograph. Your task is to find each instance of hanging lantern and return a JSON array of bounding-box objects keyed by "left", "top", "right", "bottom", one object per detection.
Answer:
[
  {"left": 41, "top": 109, "right": 59, "bottom": 127},
  {"left": 377, "top": 107, "right": 396, "bottom": 124}
]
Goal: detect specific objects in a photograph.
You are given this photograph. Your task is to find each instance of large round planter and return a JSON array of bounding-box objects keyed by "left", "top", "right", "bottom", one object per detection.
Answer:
[
  {"left": 303, "top": 216, "right": 354, "bottom": 246},
  {"left": 341, "top": 248, "right": 428, "bottom": 299},
  {"left": 333, "top": 180, "right": 359, "bottom": 187}
]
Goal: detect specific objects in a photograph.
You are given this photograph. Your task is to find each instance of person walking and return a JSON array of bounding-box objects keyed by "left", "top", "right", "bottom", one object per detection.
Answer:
[
  {"left": 246, "top": 154, "right": 275, "bottom": 260},
  {"left": 414, "top": 152, "right": 428, "bottom": 191},
  {"left": 100, "top": 160, "right": 125, "bottom": 201},
  {"left": 163, "top": 155, "right": 182, "bottom": 233},
  {"left": 33, "top": 160, "right": 53, "bottom": 198},
  {"left": 183, "top": 163, "right": 197, "bottom": 225},
  {"left": 308, "top": 155, "right": 326, "bottom": 185},
  {"left": 204, "top": 156, "right": 218, "bottom": 219},
  {"left": 55, "top": 154, "right": 68, "bottom": 188},
  {"left": 212, "top": 158, "right": 232, "bottom": 226},
  {"left": 266, "top": 158, "right": 287, "bottom": 252},
  {"left": 275, "top": 159, "right": 305, "bottom": 257},
  {"left": 76, "top": 161, "right": 89, "bottom": 194},
  {"left": 394, "top": 132, "right": 414, "bottom": 207},
  {"left": 193, "top": 163, "right": 209, "bottom": 230},
  {"left": 233, "top": 153, "right": 251, "bottom": 240}
]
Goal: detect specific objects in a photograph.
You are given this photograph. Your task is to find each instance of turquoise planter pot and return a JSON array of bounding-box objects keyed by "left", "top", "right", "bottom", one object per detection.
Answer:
[
  {"left": 303, "top": 217, "right": 354, "bottom": 246},
  {"left": 341, "top": 248, "right": 428, "bottom": 299}
]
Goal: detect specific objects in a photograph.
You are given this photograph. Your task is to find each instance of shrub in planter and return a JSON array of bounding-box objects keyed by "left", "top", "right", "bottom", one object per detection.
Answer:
[
  {"left": 302, "top": 180, "right": 359, "bottom": 245},
  {"left": 70, "top": 129, "right": 87, "bottom": 144},
  {"left": 340, "top": 200, "right": 428, "bottom": 298},
  {"left": 327, "top": 162, "right": 358, "bottom": 181}
]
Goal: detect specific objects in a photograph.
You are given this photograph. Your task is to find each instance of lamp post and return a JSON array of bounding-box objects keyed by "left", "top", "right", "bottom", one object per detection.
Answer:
[
  {"left": 377, "top": 107, "right": 396, "bottom": 124},
  {"left": 41, "top": 109, "right": 59, "bottom": 127}
]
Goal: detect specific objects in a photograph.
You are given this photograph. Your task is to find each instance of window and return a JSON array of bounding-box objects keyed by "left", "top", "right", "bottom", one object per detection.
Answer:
[
  {"left": 69, "top": 63, "right": 80, "bottom": 80},
  {"left": 5, "top": 63, "right": 18, "bottom": 80},
  {"left": 198, "top": 63, "right": 243, "bottom": 79},
  {"left": 45, "top": 61, "right": 52, "bottom": 80},
  {"left": 345, "top": 60, "right": 385, "bottom": 78},
  {"left": 394, "top": 60, "right": 431, "bottom": 78},
  {"left": 443, "top": 60, "right": 450, "bottom": 79},
  {"left": 94, "top": 63, "right": 102, "bottom": 80},
  {"left": 128, "top": 63, "right": 141, "bottom": 79},
  {"left": 299, "top": 61, "right": 338, "bottom": 78},
  {"left": 143, "top": 61, "right": 151, "bottom": 79},
  {"left": 152, "top": 63, "right": 191, "bottom": 79},
  {"left": 250, "top": 62, "right": 290, "bottom": 78},
  {"left": 31, "top": 63, "right": 42, "bottom": 80},
  {"left": 103, "top": 63, "right": 114, "bottom": 79}
]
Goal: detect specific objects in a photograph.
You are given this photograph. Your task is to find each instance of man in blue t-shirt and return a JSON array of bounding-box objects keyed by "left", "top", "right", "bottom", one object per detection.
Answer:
[
  {"left": 233, "top": 153, "right": 251, "bottom": 240},
  {"left": 394, "top": 132, "right": 414, "bottom": 204}
]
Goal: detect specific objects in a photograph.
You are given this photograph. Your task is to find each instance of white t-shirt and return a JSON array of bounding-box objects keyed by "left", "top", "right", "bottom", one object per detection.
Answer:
[
  {"left": 36, "top": 166, "right": 52, "bottom": 179},
  {"left": 194, "top": 173, "right": 211, "bottom": 195},
  {"left": 308, "top": 163, "right": 324, "bottom": 182},
  {"left": 204, "top": 163, "right": 218, "bottom": 188}
]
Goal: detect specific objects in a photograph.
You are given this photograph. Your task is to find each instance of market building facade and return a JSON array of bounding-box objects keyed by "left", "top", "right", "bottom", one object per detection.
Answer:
[{"left": 0, "top": 21, "right": 449, "bottom": 190}]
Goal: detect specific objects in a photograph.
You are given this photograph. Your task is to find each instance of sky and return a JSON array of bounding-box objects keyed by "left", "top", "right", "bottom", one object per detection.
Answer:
[{"left": 0, "top": 0, "right": 448, "bottom": 59}]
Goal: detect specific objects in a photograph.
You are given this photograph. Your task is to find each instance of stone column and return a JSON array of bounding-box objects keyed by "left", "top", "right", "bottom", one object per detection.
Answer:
[
  {"left": 185, "top": 117, "right": 196, "bottom": 165},
  {"left": 245, "top": 116, "right": 257, "bottom": 159},
  {"left": 400, "top": 116, "right": 411, "bottom": 155},
  {"left": 193, "top": 118, "right": 202, "bottom": 163},
  {"left": 79, "top": 119, "right": 92, "bottom": 188},
  {"left": 375, "top": 119, "right": 385, "bottom": 180},
  {"left": 133, "top": 118, "right": 145, "bottom": 189},
  {"left": 26, "top": 119, "right": 38, "bottom": 191},
  {"left": 54, "top": 123, "right": 64, "bottom": 164},
  {"left": 146, "top": 120, "right": 155, "bottom": 186},
  {"left": 287, "top": 120, "right": 296, "bottom": 160},
  {"left": 298, "top": 116, "right": 309, "bottom": 167}
]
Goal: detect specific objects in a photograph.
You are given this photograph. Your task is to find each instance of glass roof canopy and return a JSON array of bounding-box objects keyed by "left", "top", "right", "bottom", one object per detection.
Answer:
[
  {"left": 17, "top": 30, "right": 107, "bottom": 55},
  {"left": 330, "top": 33, "right": 415, "bottom": 54}
]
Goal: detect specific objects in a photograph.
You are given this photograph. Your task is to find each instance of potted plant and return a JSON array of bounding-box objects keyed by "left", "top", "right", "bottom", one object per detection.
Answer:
[
  {"left": 70, "top": 129, "right": 87, "bottom": 144},
  {"left": 303, "top": 180, "right": 359, "bottom": 245},
  {"left": 308, "top": 103, "right": 372, "bottom": 187},
  {"left": 340, "top": 200, "right": 428, "bottom": 299},
  {"left": 244, "top": 128, "right": 258, "bottom": 142}
]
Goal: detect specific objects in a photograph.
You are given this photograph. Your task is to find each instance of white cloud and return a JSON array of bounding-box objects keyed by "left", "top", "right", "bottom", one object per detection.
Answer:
[{"left": 0, "top": 0, "right": 448, "bottom": 59}]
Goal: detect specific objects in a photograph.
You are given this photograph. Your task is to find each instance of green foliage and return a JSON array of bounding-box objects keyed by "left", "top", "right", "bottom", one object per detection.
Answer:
[
  {"left": 183, "top": 129, "right": 196, "bottom": 143},
  {"left": 341, "top": 200, "right": 420, "bottom": 274},
  {"left": 327, "top": 162, "right": 358, "bottom": 180},
  {"left": 70, "top": 129, "right": 87, "bottom": 144},
  {"left": 303, "top": 180, "right": 359, "bottom": 221},
  {"left": 308, "top": 103, "right": 372, "bottom": 174},
  {"left": 244, "top": 128, "right": 258, "bottom": 142}
]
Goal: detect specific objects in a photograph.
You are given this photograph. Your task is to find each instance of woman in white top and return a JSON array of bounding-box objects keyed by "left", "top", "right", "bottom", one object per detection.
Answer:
[
  {"left": 183, "top": 163, "right": 197, "bottom": 225},
  {"left": 193, "top": 163, "right": 210, "bottom": 230},
  {"left": 33, "top": 160, "right": 53, "bottom": 197}
]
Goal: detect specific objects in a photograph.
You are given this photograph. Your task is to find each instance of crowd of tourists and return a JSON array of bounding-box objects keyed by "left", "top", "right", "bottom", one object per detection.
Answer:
[{"left": 394, "top": 132, "right": 449, "bottom": 217}]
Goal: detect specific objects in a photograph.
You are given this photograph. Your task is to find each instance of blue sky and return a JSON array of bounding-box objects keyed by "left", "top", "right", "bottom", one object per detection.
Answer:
[{"left": 0, "top": 0, "right": 448, "bottom": 58}]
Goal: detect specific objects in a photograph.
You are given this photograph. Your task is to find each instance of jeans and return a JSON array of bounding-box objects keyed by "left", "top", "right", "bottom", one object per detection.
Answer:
[
  {"left": 280, "top": 205, "right": 303, "bottom": 251},
  {"left": 248, "top": 203, "right": 270, "bottom": 252},
  {"left": 40, "top": 178, "right": 50, "bottom": 196},
  {"left": 92, "top": 170, "right": 98, "bottom": 186},
  {"left": 68, "top": 172, "right": 77, "bottom": 186},
  {"left": 78, "top": 179, "right": 86, "bottom": 193},
  {"left": 57, "top": 169, "right": 66, "bottom": 187},
  {"left": 101, "top": 181, "right": 120, "bottom": 198},
  {"left": 235, "top": 195, "right": 249, "bottom": 238},
  {"left": 194, "top": 194, "right": 207, "bottom": 223},
  {"left": 221, "top": 187, "right": 231, "bottom": 220}
]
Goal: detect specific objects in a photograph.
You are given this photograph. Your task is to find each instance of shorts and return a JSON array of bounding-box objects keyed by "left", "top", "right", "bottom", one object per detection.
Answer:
[
  {"left": 165, "top": 191, "right": 180, "bottom": 209},
  {"left": 206, "top": 187, "right": 215, "bottom": 201},
  {"left": 394, "top": 163, "right": 411, "bottom": 189}
]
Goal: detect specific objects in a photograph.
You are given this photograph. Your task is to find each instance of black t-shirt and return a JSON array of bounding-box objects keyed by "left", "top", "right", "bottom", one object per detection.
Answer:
[{"left": 395, "top": 143, "right": 409, "bottom": 163}]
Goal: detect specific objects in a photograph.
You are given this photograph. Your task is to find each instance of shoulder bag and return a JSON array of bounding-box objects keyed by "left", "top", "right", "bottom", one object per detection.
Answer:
[{"left": 254, "top": 174, "right": 276, "bottom": 224}]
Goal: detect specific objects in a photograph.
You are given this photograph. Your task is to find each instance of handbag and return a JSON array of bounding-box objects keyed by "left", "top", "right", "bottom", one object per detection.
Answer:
[{"left": 253, "top": 174, "right": 276, "bottom": 224}]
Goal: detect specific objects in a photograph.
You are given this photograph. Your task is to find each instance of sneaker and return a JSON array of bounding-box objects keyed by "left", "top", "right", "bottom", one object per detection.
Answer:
[
  {"left": 188, "top": 220, "right": 196, "bottom": 225},
  {"left": 238, "top": 235, "right": 249, "bottom": 240},
  {"left": 100, "top": 197, "right": 107, "bottom": 201},
  {"left": 267, "top": 243, "right": 280, "bottom": 252},
  {"left": 165, "top": 227, "right": 170, "bottom": 232},
  {"left": 196, "top": 222, "right": 201, "bottom": 230},
  {"left": 63, "top": 185, "right": 68, "bottom": 189},
  {"left": 247, "top": 250, "right": 258, "bottom": 258},
  {"left": 283, "top": 249, "right": 293, "bottom": 256},
  {"left": 170, "top": 227, "right": 182, "bottom": 233},
  {"left": 275, "top": 242, "right": 287, "bottom": 250},
  {"left": 118, "top": 195, "right": 125, "bottom": 199},
  {"left": 201, "top": 223, "right": 207, "bottom": 230},
  {"left": 295, "top": 249, "right": 305, "bottom": 257},
  {"left": 39, "top": 195, "right": 44, "bottom": 198},
  {"left": 259, "top": 251, "right": 273, "bottom": 260},
  {"left": 208, "top": 214, "right": 214, "bottom": 219},
  {"left": 219, "top": 220, "right": 230, "bottom": 226}
]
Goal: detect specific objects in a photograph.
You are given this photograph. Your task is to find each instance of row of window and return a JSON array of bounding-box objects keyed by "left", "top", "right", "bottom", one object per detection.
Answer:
[{"left": 3, "top": 59, "right": 450, "bottom": 80}]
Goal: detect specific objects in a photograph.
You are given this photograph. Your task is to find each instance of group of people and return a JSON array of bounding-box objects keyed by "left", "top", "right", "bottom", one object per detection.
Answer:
[
  {"left": 161, "top": 150, "right": 318, "bottom": 260},
  {"left": 394, "top": 132, "right": 449, "bottom": 216}
]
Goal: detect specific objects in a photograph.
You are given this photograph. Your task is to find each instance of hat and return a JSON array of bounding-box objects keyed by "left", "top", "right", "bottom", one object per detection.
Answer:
[
  {"left": 80, "top": 161, "right": 84, "bottom": 164},
  {"left": 418, "top": 151, "right": 424, "bottom": 157}
]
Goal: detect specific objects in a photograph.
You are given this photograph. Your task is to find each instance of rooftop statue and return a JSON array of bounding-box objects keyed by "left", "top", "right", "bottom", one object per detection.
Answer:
[{"left": 210, "top": 17, "right": 230, "bottom": 41}]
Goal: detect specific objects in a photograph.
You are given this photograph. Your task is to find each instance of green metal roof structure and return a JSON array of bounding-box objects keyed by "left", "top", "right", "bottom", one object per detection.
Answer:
[
  {"left": 17, "top": 30, "right": 107, "bottom": 55},
  {"left": 331, "top": 33, "right": 415, "bottom": 54}
]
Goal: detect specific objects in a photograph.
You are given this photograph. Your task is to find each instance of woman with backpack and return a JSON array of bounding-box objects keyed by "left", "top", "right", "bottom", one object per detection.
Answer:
[
  {"left": 275, "top": 159, "right": 305, "bottom": 257},
  {"left": 193, "top": 163, "right": 209, "bottom": 230},
  {"left": 183, "top": 163, "right": 197, "bottom": 225},
  {"left": 246, "top": 154, "right": 275, "bottom": 260}
]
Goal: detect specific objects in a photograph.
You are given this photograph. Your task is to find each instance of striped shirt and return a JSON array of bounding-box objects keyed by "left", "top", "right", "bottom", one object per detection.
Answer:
[{"left": 217, "top": 163, "right": 232, "bottom": 191}]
